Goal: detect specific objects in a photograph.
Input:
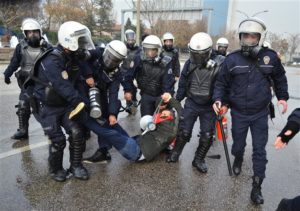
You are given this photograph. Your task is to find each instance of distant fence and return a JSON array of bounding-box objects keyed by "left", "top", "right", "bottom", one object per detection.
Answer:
[{"left": 0, "top": 48, "right": 15, "bottom": 63}]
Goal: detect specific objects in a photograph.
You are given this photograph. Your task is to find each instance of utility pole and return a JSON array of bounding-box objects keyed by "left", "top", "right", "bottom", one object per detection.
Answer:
[{"left": 136, "top": 0, "right": 141, "bottom": 45}]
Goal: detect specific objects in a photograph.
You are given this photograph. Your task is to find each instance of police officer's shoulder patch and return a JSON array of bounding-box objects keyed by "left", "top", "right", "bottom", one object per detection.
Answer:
[
  {"left": 61, "top": 70, "right": 68, "bottom": 80},
  {"left": 263, "top": 56, "right": 270, "bottom": 65}
]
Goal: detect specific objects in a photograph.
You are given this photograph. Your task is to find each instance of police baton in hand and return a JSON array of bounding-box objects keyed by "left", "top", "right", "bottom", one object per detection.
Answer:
[{"left": 217, "top": 113, "right": 233, "bottom": 176}]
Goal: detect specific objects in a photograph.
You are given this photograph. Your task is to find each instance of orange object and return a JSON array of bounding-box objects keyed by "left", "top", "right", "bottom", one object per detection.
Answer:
[{"left": 216, "top": 116, "right": 228, "bottom": 141}]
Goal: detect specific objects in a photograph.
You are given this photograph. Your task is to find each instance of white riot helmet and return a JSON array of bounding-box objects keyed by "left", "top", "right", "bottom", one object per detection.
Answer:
[
  {"left": 262, "top": 41, "right": 271, "bottom": 48},
  {"left": 58, "top": 21, "right": 94, "bottom": 52},
  {"left": 124, "top": 29, "right": 136, "bottom": 49},
  {"left": 21, "top": 18, "right": 42, "bottom": 37},
  {"left": 216, "top": 37, "right": 229, "bottom": 56},
  {"left": 238, "top": 17, "right": 266, "bottom": 57},
  {"left": 102, "top": 40, "right": 127, "bottom": 71},
  {"left": 188, "top": 32, "right": 213, "bottom": 65},
  {"left": 142, "top": 35, "right": 162, "bottom": 62},
  {"left": 21, "top": 18, "right": 42, "bottom": 47},
  {"left": 162, "top": 32, "right": 175, "bottom": 51},
  {"left": 140, "top": 115, "right": 156, "bottom": 134}
]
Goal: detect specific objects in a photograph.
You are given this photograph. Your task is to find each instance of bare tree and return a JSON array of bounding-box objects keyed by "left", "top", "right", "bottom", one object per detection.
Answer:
[
  {"left": 286, "top": 33, "right": 300, "bottom": 61},
  {"left": 267, "top": 32, "right": 289, "bottom": 55},
  {"left": 0, "top": 0, "right": 40, "bottom": 29}
]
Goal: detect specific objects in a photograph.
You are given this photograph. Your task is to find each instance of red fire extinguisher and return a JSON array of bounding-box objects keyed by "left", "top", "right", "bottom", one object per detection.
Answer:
[{"left": 216, "top": 115, "right": 228, "bottom": 141}]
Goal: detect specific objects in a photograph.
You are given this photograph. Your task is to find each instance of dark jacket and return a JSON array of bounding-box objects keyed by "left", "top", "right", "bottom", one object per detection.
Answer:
[
  {"left": 138, "top": 98, "right": 182, "bottom": 161},
  {"left": 32, "top": 45, "right": 83, "bottom": 107},
  {"left": 213, "top": 48, "right": 289, "bottom": 114},
  {"left": 161, "top": 47, "right": 181, "bottom": 77},
  {"left": 288, "top": 108, "right": 300, "bottom": 127},
  {"left": 176, "top": 54, "right": 224, "bottom": 105},
  {"left": 124, "top": 55, "right": 175, "bottom": 96}
]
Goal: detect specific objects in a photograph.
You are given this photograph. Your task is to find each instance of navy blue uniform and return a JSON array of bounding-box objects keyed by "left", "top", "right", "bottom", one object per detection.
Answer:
[
  {"left": 33, "top": 45, "right": 87, "bottom": 179},
  {"left": 82, "top": 47, "right": 129, "bottom": 151},
  {"left": 119, "top": 46, "right": 141, "bottom": 102},
  {"left": 161, "top": 47, "right": 181, "bottom": 77},
  {"left": 125, "top": 55, "right": 175, "bottom": 116},
  {"left": 213, "top": 48, "right": 289, "bottom": 178},
  {"left": 3, "top": 39, "right": 52, "bottom": 139},
  {"left": 167, "top": 54, "right": 224, "bottom": 168},
  {"left": 176, "top": 58, "right": 222, "bottom": 137}
]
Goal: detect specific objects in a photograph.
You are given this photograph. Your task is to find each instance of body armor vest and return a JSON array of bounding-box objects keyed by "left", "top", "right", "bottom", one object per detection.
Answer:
[
  {"left": 137, "top": 61, "right": 165, "bottom": 96},
  {"left": 161, "top": 49, "right": 175, "bottom": 59},
  {"left": 20, "top": 40, "right": 43, "bottom": 74},
  {"left": 187, "top": 63, "right": 219, "bottom": 105}
]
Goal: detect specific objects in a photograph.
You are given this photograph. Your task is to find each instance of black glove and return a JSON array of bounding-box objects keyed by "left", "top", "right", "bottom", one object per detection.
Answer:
[
  {"left": 278, "top": 121, "right": 300, "bottom": 143},
  {"left": 4, "top": 77, "right": 11, "bottom": 84}
]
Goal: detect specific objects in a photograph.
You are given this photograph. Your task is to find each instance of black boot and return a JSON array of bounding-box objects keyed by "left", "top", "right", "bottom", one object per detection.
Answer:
[
  {"left": 68, "top": 134, "right": 89, "bottom": 180},
  {"left": 166, "top": 136, "right": 188, "bottom": 163},
  {"left": 192, "top": 133, "right": 213, "bottom": 173},
  {"left": 232, "top": 156, "right": 243, "bottom": 176},
  {"left": 49, "top": 143, "right": 67, "bottom": 182},
  {"left": 251, "top": 176, "right": 264, "bottom": 204},
  {"left": 83, "top": 148, "right": 112, "bottom": 163},
  {"left": 11, "top": 108, "right": 29, "bottom": 140}
]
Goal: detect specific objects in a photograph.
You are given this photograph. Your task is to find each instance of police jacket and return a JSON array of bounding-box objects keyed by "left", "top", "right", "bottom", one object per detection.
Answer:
[
  {"left": 213, "top": 48, "right": 289, "bottom": 114},
  {"left": 138, "top": 97, "right": 182, "bottom": 161},
  {"left": 128, "top": 55, "right": 175, "bottom": 97},
  {"left": 288, "top": 108, "right": 300, "bottom": 127},
  {"left": 119, "top": 46, "right": 141, "bottom": 92},
  {"left": 161, "top": 47, "right": 180, "bottom": 77},
  {"left": 83, "top": 47, "right": 122, "bottom": 117},
  {"left": 176, "top": 54, "right": 224, "bottom": 105},
  {"left": 33, "top": 45, "right": 83, "bottom": 107},
  {"left": 3, "top": 38, "right": 52, "bottom": 79}
]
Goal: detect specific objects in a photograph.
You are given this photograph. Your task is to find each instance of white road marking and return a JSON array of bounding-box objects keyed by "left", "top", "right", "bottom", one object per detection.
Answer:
[{"left": 0, "top": 140, "right": 50, "bottom": 160}]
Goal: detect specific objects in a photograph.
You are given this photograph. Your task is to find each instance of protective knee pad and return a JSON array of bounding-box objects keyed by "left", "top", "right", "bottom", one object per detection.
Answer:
[
  {"left": 50, "top": 140, "right": 66, "bottom": 152},
  {"left": 179, "top": 129, "right": 192, "bottom": 142},
  {"left": 200, "top": 132, "right": 214, "bottom": 143},
  {"left": 17, "top": 100, "right": 31, "bottom": 115},
  {"left": 70, "top": 125, "right": 84, "bottom": 141}
]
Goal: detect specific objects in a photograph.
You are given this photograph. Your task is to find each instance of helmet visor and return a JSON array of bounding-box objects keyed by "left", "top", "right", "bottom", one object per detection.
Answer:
[
  {"left": 78, "top": 36, "right": 95, "bottom": 50},
  {"left": 189, "top": 48, "right": 211, "bottom": 65},
  {"left": 240, "top": 33, "right": 260, "bottom": 47},
  {"left": 103, "top": 50, "right": 123, "bottom": 71}
]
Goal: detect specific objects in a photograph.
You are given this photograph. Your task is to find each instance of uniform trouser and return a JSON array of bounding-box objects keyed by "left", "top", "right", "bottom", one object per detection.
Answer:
[
  {"left": 41, "top": 105, "right": 83, "bottom": 148},
  {"left": 179, "top": 98, "right": 216, "bottom": 137},
  {"left": 83, "top": 116, "right": 141, "bottom": 161},
  {"left": 17, "top": 88, "right": 31, "bottom": 125},
  {"left": 231, "top": 108, "right": 269, "bottom": 178},
  {"left": 140, "top": 93, "right": 160, "bottom": 117}
]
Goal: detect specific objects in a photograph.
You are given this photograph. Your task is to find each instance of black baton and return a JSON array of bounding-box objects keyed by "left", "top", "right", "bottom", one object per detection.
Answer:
[{"left": 217, "top": 114, "right": 233, "bottom": 176}]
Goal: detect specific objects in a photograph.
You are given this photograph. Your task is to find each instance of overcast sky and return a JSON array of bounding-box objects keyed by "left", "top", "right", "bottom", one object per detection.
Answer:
[{"left": 112, "top": 0, "right": 300, "bottom": 36}]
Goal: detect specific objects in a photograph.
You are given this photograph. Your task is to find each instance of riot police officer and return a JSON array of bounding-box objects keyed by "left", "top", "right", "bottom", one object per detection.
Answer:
[
  {"left": 120, "top": 29, "right": 141, "bottom": 114},
  {"left": 213, "top": 37, "right": 229, "bottom": 56},
  {"left": 161, "top": 32, "right": 180, "bottom": 78},
  {"left": 3, "top": 18, "right": 51, "bottom": 140},
  {"left": 166, "top": 33, "right": 224, "bottom": 174},
  {"left": 81, "top": 40, "right": 130, "bottom": 163},
  {"left": 212, "top": 17, "right": 289, "bottom": 204},
  {"left": 31, "top": 21, "right": 94, "bottom": 182},
  {"left": 124, "top": 35, "right": 175, "bottom": 117}
]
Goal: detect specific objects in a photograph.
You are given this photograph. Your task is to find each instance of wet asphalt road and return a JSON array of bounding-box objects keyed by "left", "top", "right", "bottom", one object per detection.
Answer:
[{"left": 0, "top": 64, "right": 299, "bottom": 211}]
